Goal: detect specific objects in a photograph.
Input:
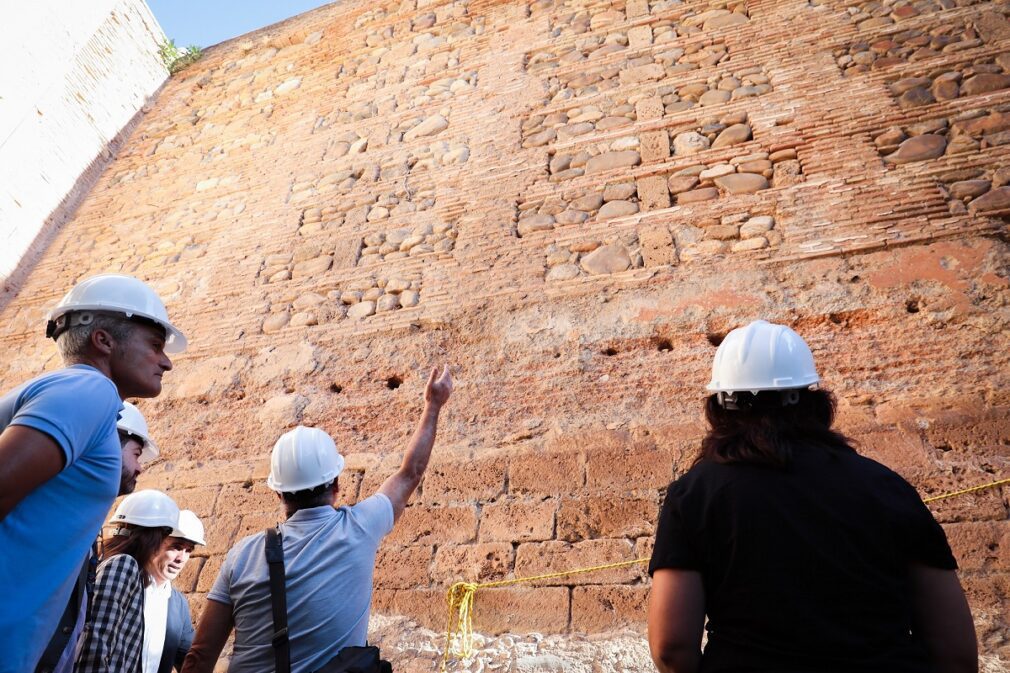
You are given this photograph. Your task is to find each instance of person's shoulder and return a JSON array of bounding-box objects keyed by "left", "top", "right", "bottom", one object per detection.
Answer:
[
  {"left": 228, "top": 528, "right": 269, "bottom": 561},
  {"left": 348, "top": 492, "right": 394, "bottom": 522},
  {"left": 27, "top": 366, "right": 120, "bottom": 406},
  {"left": 838, "top": 450, "right": 910, "bottom": 482},
  {"left": 99, "top": 553, "right": 141, "bottom": 578},
  {"left": 350, "top": 492, "right": 392, "bottom": 511},
  {"left": 670, "top": 459, "right": 734, "bottom": 488}
]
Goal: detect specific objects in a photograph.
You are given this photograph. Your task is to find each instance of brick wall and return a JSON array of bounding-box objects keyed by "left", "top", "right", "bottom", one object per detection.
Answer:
[{"left": 1, "top": 0, "right": 1008, "bottom": 664}]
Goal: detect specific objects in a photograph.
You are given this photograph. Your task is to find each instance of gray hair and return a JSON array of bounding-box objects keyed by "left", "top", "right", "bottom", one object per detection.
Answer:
[{"left": 56, "top": 312, "right": 137, "bottom": 362}]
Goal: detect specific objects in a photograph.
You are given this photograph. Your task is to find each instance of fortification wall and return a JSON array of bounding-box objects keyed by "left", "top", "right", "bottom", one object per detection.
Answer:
[{"left": 1, "top": 0, "right": 1008, "bottom": 669}]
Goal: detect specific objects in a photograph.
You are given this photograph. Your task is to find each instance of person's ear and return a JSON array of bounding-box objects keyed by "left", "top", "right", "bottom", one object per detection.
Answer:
[
  {"left": 332, "top": 478, "right": 340, "bottom": 496},
  {"left": 90, "top": 328, "right": 116, "bottom": 356}
]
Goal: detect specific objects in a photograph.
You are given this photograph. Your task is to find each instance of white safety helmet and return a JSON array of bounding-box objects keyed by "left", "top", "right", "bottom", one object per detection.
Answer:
[
  {"left": 266, "top": 426, "right": 345, "bottom": 493},
  {"left": 109, "top": 489, "right": 180, "bottom": 530},
  {"left": 117, "top": 402, "right": 160, "bottom": 463},
  {"left": 171, "top": 509, "right": 206, "bottom": 546},
  {"left": 46, "top": 274, "right": 187, "bottom": 353},
  {"left": 707, "top": 320, "right": 820, "bottom": 394}
]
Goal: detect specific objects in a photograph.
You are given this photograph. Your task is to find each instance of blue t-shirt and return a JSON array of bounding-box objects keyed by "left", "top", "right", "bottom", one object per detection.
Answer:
[
  {"left": 209, "top": 495, "right": 394, "bottom": 673},
  {"left": 0, "top": 365, "right": 122, "bottom": 673}
]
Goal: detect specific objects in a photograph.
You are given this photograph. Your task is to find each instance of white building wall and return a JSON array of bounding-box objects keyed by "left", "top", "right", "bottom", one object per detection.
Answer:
[{"left": 0, "top": 0, "right": 169, "bottom": 279}]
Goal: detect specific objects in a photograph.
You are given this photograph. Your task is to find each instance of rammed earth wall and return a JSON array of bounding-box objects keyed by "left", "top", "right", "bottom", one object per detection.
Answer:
[{"left": 1, "top": 0, "right": 1009, "bottom": 669}]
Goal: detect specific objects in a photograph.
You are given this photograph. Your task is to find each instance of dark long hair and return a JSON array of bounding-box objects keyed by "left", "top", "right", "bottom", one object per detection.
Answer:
[
  {"left": 102, "top": 525, "right": 168, "bottom": 585},
  {"left": 697, "top": 388, "right": 856, "bottom": 468}
]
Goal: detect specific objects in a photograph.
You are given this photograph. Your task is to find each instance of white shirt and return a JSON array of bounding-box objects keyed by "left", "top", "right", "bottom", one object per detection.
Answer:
[{"left": 142, "top": 579, "right": 172, "bottom": 673}]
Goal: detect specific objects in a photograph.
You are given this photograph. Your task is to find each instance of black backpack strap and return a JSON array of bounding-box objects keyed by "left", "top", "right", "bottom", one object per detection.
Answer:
[{"left": 265, "top": 527, "right": 291, "bottom": 673}]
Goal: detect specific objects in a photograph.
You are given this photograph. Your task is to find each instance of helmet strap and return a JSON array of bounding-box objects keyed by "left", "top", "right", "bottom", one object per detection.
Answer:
[
  {"left": 718, "top": 389, "right": 803, "bottom": 410},
  {"left": 47, "top": 311, "right": 95, "bottom": 341}
]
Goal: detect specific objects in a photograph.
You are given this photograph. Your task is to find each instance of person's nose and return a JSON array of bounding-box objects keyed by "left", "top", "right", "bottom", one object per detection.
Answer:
[{"left": 160, "top": 353, "right": 173, "bottom": 372}]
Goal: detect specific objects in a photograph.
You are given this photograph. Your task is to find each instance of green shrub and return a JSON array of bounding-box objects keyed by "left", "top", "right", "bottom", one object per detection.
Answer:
[{"left": 158, "top": 39, "right": 203, "bottom": 74}]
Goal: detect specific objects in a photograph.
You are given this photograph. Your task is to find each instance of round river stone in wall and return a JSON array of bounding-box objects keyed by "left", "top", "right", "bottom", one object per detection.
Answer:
[
  {"left": 580, "top": 244, "right": 632, "bottom": 275},
  {"left": 885, "top": 135, "right": 947, "bottom": 164}
]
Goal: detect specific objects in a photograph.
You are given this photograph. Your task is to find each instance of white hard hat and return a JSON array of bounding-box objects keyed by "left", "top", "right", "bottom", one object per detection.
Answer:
[
  {"left": 171, "top": 509, "right": 206, "bottom": 546},
  {"left": 707, "top": 320, "right": 820, "bottom": 393},
  {"left": 46, "top": 274, "right": 187, "bottom": 353},
  {"left": 109, "top": 489, "right": 180, "bottom": 529},
  {"left": 266, "top": 426, "right": 345, "bottom": 493},
  {"left": 117, "top": 402, "right": 160, "bottom": 463}
]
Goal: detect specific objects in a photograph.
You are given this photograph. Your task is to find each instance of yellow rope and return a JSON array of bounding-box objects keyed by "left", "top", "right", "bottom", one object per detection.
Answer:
[
  {"left": 922, "top": 477, "right": 1010, "bottom": 503},
  {"left": 439, "top": 476, "right": 1010, "bottom": 671},
  {"left": 440, "top": 558, "right": 649, "bottom": 671}
]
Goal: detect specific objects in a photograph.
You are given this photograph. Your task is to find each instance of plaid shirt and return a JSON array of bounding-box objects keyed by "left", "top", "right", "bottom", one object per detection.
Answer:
[{"left": 75, "top": 553, "right": 146, "bottom": 673}]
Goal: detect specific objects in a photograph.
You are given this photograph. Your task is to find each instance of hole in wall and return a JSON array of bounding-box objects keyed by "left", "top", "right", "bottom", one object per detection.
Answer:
[
  {"left": 906, "top": 299, "right": 920, "bottom": 314},
  {"left": 602, "top": 347, "right": 618, "bottom": 356},
  {"left": 829, "top": 313, "right": 844, "bottom": 325},
  {"left": 707, "top": 333, "right": 725, "bottom": 347},
  {"left": 386, "top": 376, "right": 402, "bottom": 390},
  {"left": 655, "top": 338, "right": 673, "bottom": 352},
  {"left": 329, "top": 383, "right": 343, "bottom": 393}
]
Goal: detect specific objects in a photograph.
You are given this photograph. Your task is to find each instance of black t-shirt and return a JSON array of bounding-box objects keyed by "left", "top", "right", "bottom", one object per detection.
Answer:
[{"left": 649, "top": 446, "right": 956, "bottom": 673}]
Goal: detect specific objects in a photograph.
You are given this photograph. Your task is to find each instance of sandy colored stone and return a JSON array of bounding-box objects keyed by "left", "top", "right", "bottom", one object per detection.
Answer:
[
  {"left": 731, "top": 236, "right": 769, "bottom": 252},
  {"left": 518, "top": 213, "right": 555, "bottom": 235},
  {"left": 546, "top": 263, "right": 581, "bottom": 281},
  {"left": 699, "top": 164, "right": 735, "bottom": 181},
  {"left": 711, "top": 123, "right": 752, "bottom": 149},
  {"left": 346, "top": 301, "right": 376, "bottom": 319},
  {"left": 597, "top": 200, "right": 639, "bottom": 219},
  {"left": 673, "top": 132, "right": 709, "bottom": 155},
  {"left": 714, "top": 173, "right": 769, "bottom": 194},
  {"left": 585, "top": 151, "right": 641, "bottom": 174},
  {"left": 961, "top": 74, "right": 1010, "bottom": 97},
  {"left": 405, "top": 114, "right": 448, "bottom": 140},
  {"left": 885, "top": 134, "right": 947, "bottom": 164},
  {"left": 949, "top": 180, "right": 991, "bottom": 200},
  {"left": 740, "top": 216, "right": 774, "bottom": 238},
  {"left": 571, "top": 193, "right": 604, "bottom": 211},
  {"left": 262, "top": 312, "right": 290, "bottom": 334},
  {"left": 667, "top": 174, "right": 700, "bottom": 194},
  {"left": 969, "top": 187, "right": 1010, "bottom": 212},
  {"left": 580, "top": 244, "right": 632, "bottom": 275},
  {"left": 677, "top": 187, "right": 720, "bottom": 203}
]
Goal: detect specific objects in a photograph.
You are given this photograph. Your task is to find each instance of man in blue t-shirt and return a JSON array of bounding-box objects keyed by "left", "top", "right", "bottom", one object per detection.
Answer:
[{"left": 0, "top": 274, "right": 187, "bottom": 673}]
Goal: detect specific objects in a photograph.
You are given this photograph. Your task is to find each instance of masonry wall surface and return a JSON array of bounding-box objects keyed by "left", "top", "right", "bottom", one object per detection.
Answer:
[
  {"left": 0, "top": 0, "right": 167, "bottom": 282},
  {"left": 1, "top": 0, "right": 1009, "bottom": 669}
]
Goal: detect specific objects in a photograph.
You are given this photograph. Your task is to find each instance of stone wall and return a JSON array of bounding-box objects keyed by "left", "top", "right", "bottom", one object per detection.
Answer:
[
  {"left": 0, "top": 0, "right": 167, "bottom": 286},
  {"left": 1, "top": 0, "right": 1009, "bottom": 669}
]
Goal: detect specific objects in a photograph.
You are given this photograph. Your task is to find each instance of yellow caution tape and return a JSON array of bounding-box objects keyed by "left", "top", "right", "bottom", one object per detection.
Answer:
[{"left": 439, "top": 476, "right": 1010, "bottom": 671}]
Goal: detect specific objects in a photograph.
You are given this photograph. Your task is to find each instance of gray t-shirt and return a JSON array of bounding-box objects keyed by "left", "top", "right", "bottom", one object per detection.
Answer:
[{"left": 208, "top": 494, "right": 394, "bottom": 672}]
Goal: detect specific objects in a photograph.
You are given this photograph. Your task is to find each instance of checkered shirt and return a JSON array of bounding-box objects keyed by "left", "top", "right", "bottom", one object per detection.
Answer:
[{"left": 75, "top": 552, "right": 146, "bottom": 673}]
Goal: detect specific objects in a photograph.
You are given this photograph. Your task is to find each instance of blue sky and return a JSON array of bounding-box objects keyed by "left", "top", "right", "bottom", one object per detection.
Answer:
[{"left": 148, "top": 0, "right": 333, "bottom": 49}]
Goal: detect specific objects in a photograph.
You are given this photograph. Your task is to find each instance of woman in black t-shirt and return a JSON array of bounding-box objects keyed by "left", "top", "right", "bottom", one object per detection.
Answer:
[{"left": 647, "top": 320, "right": 977, "bottom": 673}]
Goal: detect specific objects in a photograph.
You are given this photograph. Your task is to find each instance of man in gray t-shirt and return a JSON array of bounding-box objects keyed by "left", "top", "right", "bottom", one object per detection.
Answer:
[{"left": 182, "top": 366, "right": 453, "bottom": 673}]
